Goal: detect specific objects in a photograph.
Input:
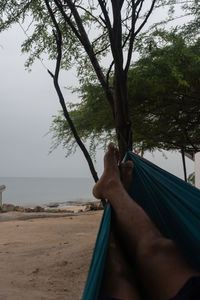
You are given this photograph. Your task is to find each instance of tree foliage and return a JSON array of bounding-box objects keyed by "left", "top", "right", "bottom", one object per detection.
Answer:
[
  {"left": 0, "top": 0, "right": 166, "bottom": 161},
  {"left": 129, "top": 31, "right": 200, "bottom": 154},
  {"left": 0, "top": 0, "right": 166, "bottom": 75},
  {"left": 0, "top": 0, "right": 199, "bottom": 180},
  {"left": 50, "top": 31, "right": 200, "bottom": 156},
  {"left": 180, "top": 1, "right": 200, "bottom": 39}
]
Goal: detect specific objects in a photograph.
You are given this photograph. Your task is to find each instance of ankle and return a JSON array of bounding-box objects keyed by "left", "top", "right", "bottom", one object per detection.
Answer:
[{"left": 104, "top": 178, "right": 123, "bottom": 199}]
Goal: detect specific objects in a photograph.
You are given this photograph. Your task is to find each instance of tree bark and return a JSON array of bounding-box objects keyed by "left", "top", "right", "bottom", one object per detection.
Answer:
[{"left": 113, "top": 70, "right": 132, "bottom": 161}]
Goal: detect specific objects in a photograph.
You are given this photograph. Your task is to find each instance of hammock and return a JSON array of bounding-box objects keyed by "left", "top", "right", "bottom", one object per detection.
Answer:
[{"left": 82, "top": 152, "right": 200, "bottom": 300}]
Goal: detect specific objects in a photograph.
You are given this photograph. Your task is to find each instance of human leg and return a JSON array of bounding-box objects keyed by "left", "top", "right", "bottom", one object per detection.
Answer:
[
  {"left": 93, "top": 143, "right": 200, "bottom": 300},
  {"left": 99, "top": 158, "right": 142, "bottom": 300},
  {"left": 99, "top": 221, "right": 141, "bottom": 300}
]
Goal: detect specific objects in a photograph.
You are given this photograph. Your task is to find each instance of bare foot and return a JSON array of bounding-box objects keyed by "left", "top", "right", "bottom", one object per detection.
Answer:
[
  {"left": 93, "top": 143, "right": 133, "bottom": 199},
  {"left": 120, "top": 160, "right": 134, "bottom": 192},
  {"left": 92, "top": 143, "right": 122, "bottom": 199}
]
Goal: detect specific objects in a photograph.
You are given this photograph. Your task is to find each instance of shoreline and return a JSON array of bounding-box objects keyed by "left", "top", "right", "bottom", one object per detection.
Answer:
[
  {"left": 0, "top": 201, "right": 104, "bottom": 222},
  {"left": 0, "top": 210, "right": 102, "bottom": 222}
]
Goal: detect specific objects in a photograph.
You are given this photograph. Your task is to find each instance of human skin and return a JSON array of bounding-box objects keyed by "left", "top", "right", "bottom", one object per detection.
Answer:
[{"left": 93, "top": 143, "right": 200, "bottom": 300}]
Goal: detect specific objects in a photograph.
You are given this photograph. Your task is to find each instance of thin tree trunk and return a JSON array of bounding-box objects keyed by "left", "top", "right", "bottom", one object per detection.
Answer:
[
  {"left": 45, "top": 0, "right": 106, "bottom": 206},
  {"left": 113, "top": 70, "right": 132, "bottom": 160},
  {"left": 181, "top": 149, "right": 187, "bottom": 182}
]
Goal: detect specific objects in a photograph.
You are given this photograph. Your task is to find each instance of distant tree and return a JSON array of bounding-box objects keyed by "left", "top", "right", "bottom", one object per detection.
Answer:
[
  {"left": 128, "top": 32, "right": 200, "bottom": 154},
  {"left": 50, "top": 32, "right": 200, "bottom": 161}
]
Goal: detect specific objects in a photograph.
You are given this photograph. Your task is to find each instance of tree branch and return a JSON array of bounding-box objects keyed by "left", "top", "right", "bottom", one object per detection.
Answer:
[
  {"left": 75, "top": 4, "right": 105, "bottom": 28},
  {"left": 125, "top": 0, "right": 156, "bottom": 74},
  {"left": 92, "top": 31, "right": 107, "bottom": 46},
  {"left": 54, "top": 0, "right": 114, "bottom": 113},
  {"left": 110, "top": 0, "right": 124, "bottom": 69},
  {"left": 134, "top": 0, "right": 156, "bottom": 37},
  {"left": 106, "top": 60, "right": 114, "bottom": 87},
  {"left": 44, "top": 0, "right": 105, "bottom": 201},
  {"left": 47, "top": 69, "right": 54, "bottom": 78},
  {"left": 54, "top": 0, "right": 82, "bottom": 41},
  {"left": 124, "top": 0, "right": 137, "bottom": 74},
  {"left": 94, "top": 43, "right": 110, "bottom": 56},
  {"left": 98, "top": 0, "right": 112, "bottom": 38}
]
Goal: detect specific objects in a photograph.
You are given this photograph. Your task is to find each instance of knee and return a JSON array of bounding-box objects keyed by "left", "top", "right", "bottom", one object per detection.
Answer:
[{"left": 136, "top": 236, "right": 177, "bottom": 262}]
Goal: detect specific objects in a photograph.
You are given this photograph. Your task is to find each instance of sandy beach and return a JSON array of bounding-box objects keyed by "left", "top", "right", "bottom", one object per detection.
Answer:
[{"left": 0, "top": 210, "right": 103, "bottom": 300}]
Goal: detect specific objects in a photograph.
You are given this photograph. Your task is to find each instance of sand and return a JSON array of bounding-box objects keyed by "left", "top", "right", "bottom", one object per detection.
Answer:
[{"left": 0, "top": 211, "right": 103, "bottom": 300}]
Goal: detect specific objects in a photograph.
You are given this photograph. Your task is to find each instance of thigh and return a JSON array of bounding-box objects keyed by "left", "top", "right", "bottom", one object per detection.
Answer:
[{"left": 136, "top": 237, "right": 200, "bottom": 300}]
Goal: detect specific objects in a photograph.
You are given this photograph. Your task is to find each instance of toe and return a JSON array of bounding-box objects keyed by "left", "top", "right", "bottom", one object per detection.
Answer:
[
  {"left": 108, "top": 142, "right": 116, "bottom": 151},
  {"left": 119, "top": 161, "right": 133, "bottom": 191},
  {"left": 125, "top": 161, "right": 134, "bottom": 171}
]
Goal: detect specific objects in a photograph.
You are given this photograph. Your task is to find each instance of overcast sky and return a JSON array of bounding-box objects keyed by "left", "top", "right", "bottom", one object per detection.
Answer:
[{"left": 0, "top": 9, "right": 194, "bottom": 179}]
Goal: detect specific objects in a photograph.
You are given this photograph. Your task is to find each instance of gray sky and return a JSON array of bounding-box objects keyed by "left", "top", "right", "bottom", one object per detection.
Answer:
[
  {"left": 0, "top": 11, "right": 194, "bottom": 179},
  {"left": 0, "top": 25, "right": 106, "bottom": 178}
]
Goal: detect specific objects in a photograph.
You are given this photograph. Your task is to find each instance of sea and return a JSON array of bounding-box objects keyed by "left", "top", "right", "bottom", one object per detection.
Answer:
[{"left": 0, "top": 177, "right": 95, "bottom": 208}]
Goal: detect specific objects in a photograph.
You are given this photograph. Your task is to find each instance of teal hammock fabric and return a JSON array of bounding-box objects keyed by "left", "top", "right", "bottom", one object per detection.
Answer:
[{"left": 82, "top": 152, "right": 200, "bottom": 300}]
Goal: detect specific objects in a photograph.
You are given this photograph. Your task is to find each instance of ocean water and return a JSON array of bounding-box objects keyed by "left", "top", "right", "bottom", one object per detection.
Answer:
[{"left": 0, "top": 177, "right": 95, "bottom": 207}]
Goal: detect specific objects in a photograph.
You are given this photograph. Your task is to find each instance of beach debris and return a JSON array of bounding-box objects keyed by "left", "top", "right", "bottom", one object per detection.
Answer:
[
  {"left": 85, "top": 201, "right": 104, "bottom": 211},
  {"left": 33, "top": 206, "right": 45, "bottom": 212},
  {"left": 0, "top": 204, "right": 44, "bottom": 213},
  {"left": 24, "top": 206, "right": 44, "bottom": 213},
  {"left": 0, "top": 201, "right": 103, "bottom": 214},
  {"left": 1, "top": 204, "right": 16, "bottom": 212},
  {"left": 15, "top": 206, "right": 25, "bottom": 212}
]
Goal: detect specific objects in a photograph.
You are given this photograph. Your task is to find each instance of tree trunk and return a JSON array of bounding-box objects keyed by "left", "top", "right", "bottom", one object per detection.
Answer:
[
  {"left": 181, "top": 149, "right": 187, "bottom": 182},
  {"left": 113, "top": 70, "right": 132, "bottom": 161}
]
